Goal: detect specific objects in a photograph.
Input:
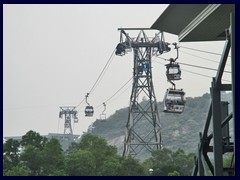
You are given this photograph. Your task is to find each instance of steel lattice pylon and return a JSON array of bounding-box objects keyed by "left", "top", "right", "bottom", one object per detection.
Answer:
[
  {"left": 115, "top": 28, "right": 171, "bottom": 157},
  {"left": 59, "top": 106, "right": 78, "bottom": 135}
]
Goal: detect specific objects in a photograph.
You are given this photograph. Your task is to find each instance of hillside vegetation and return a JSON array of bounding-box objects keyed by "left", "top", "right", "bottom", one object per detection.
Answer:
[{"left": 90, "top": 92, "right": 233, "bottom": 159}]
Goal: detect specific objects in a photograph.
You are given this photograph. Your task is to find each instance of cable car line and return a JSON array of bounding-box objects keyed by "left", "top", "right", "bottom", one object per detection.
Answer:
[
  {"left": 75, "top": 98, "right": 85, "bottom": 108},
  {"left": 83, "top": 49, "right": 115, "bottom": 117},
  {"left": 94, "top": 77, "right": 133, "bottom": 109},
  {"left": 155, "top": 56, "right": 231, "bottom": 73},
  {"left": 74, "top": 42, "right": 230, "bottom": 117},
  {"left": 179, "top": 49, "right": 231, "bottom": 66},
  {"left": 75, "top": 48, "right": 116, "bottom": 109},
  {"left": 105, "top": 77, "right": 132, "bottom": 103},
  {"left": 179, "top": 45, "right": 231, "bottom": 57},
  {"left": 153, "top": 60, "right": 231, "bottom": 82},
  {"left": 88, "top": 48, "right": 116, "bottom": 95},
  {"left": 178, "top": 62, "right": 231, "bottom": 73},
  {"left": 181, "top": 68, "right": 231, "bottom": 82}
]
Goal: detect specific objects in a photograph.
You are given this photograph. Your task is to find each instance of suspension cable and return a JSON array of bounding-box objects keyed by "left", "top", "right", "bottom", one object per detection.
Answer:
[
  {"left": 75, "top": 98, "right": 85, "bottom": 108},
  {"left": 105, "top": 77, "right": 132, "bottom": 103},
  {"left": 179, "top": 45, "right": 231, "bottom": 57},
  {"left": 180, "top": 49, "right": 231, "bottom": 66},
  {"left": 89, "top": 49, "right": 116, "bottom": 95},
  {"left": 178, "top": 62, "right": 231, "bottom": 73},
  {"left": 94, "top": 77, "right": 132, "bottom": 109},
  {"left": 155, "top": 56, "right": 231, "bottom": 73},
  {"left": 152, "top": 60, "right": 231, "bottom": 82},
  {"left": 75, "top": 48, "right": 116, "bottom": 108}
]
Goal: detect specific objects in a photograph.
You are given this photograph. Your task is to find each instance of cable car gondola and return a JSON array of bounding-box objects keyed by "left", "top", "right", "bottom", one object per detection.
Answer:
[
  {"left": 100, "top": 102, "right": 106, "bottom": 120},
  {"left": 85, "top": 105, "right": 94, "bottom": 117},
  {"left": 84, "top": 93, "right": 94, "bottom": 117},
  {"left": 165, "top": 62, "right": 181, "bottom": 81},
  {"left": 163, "top": 88, "right": 186, "bottom": 113},
  {"left": 115, "top": 43, "right": 126, "bottom": 56},
  {"left": 73, "top": 110, "right": 78, "bottom": 123},
  {"left": 165, "top": 43, "right": 181, "bottom": 81}
]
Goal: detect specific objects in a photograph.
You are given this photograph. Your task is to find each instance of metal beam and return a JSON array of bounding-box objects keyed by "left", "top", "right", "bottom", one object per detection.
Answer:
[
  {"left": 211, "top": 78, "right": 223, "bottom": 176},
  {"left": 192, "top": 156, "right": 198, "bottom": 176},
  {"left": 198, "top": 143, "right": 204, "bottom": 176},
  {"left": 203, "top": 153, "right": 214, "bottom": 175},
  {"left": 230, "top": 13, "right": 235, "bottom": 167},
  {"left": 179, "top": 4, "right": 221, "bottom": 41},
  {"left": 215, "top": 36, "right": 231, "bottom": 85},
  {"left": 202, "top": 102, "right": 212, "bottom": 140},
  {"left": 118, "top": 28, "right": 157, "bottom": 31},
  {"left": 220, "top": 84, "right": 232, "bottom": 91},
  {"left": 206, "top": 113, "right": 232, "bottom": 144}
]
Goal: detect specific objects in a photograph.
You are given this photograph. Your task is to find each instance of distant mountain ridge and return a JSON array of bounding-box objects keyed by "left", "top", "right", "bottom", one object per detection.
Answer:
[{"left": 90, "top": 92, "right": 233, "bottom": 160}]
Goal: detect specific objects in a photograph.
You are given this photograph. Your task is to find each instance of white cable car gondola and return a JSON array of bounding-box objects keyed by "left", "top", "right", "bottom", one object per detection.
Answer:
[
  {"left": 84, "top": 93, "right": 94, "bottom": 117},
  {"left": 163, "top": 88, "right": 186, "bottom": 113}
]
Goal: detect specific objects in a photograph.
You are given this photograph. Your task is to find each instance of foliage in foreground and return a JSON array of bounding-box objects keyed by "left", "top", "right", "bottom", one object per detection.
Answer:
[{"left": 8, "top": 130, "right": 233, "bottom": 176}]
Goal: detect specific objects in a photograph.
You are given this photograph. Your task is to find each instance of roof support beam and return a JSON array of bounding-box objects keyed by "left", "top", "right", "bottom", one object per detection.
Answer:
[
  {"left": 211, "top": 78, "right": 223, "bottom": 176},
  {"left": 215, "top": 34, "right": 231, "bottom": 85},
  {"left": 230, "top": 12, "right": 235, "bottom": 171},
  {"left": 179, "top": 4, "right": 221, "bottom": 41}
]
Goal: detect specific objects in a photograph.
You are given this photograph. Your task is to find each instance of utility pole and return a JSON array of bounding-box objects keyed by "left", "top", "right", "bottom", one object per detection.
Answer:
[{"left": 115, "top": 28, "right": 171, "bottom": 157}]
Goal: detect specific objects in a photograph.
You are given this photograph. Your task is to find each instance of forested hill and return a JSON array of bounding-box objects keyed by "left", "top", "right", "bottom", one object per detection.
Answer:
[{"left": 90, "top": 92, "right": 233, "bottom": 158}]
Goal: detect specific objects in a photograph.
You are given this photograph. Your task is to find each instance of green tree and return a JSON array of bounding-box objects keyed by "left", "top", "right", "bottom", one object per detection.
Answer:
[
  {"left": 119, "top": 156, "right": 146, "bottom": 176},
  {"left": 64, "top": 150, "right": 95, "bottom": 176},
  {"left": 48, "top": 169, "right": 67, "bottom": 176},
  {"left": 168, "top": 171, "right": 180, "bottom": 176},
  {"left": 3, "top": 139, "right": 20, "bottom": 171},
  {"left": 74, "top": 133, "right": 118, "bottom": 172},
  {"left": 65, "top": 134, "right": 146, "bottom": 176},
  {"left": 172, "top": 149, "right": 194, "bottom": 175},
  {"left": 4, "top": 164, "right": 29, "bottom": 176},
  {"left": 223, "top": 153, "right": 235, "bottom": 176},
  {"left": 20, "top": 145, "right": 43, "bottom": 175},
  {"left": 21, "top": 130, "right": 48, "bottom": 150},
  {"left": 98, "top": 156, "right": 123, "bottom": 176},
  {"left": 145, "top": 148, "right": 194, "bottom": 176},
  {"left": 41, "top": 138, "right": 65, "bottom": 175}
]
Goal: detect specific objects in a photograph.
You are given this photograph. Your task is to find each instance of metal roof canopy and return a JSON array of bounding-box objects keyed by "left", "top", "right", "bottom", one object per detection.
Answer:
[{"left": 151, "top": 4, "right": 235, "bottom": 42}]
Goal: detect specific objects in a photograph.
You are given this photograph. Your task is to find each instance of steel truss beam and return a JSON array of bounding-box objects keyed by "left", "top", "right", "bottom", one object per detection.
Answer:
[{"left": 192, "top": 13, "right": 235, "bottom": 176}]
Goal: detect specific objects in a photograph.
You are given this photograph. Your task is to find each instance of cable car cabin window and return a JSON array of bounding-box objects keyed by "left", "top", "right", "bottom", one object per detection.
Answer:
[
  {"left": 169, "top": 66, "right": 179, "bottom": 74},
  {"left": 163, "top": 89, "right": 186, "bottom": 113},
  {"left": 85, "top": 106, "right": 94, "bottom": 117}
]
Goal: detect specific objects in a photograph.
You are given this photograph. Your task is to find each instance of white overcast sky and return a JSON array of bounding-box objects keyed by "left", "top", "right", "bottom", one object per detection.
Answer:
[{"left": 3, "top": 4, "right": 232, "bottom": 137}]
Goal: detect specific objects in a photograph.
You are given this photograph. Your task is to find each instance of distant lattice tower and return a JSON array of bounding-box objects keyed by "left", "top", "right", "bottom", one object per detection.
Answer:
[
  {"left": 59, "top": 106, "right": 78, "bottom": 135},
  {"left": 115, "top": 28, "right": 171, "bottom": 157}
]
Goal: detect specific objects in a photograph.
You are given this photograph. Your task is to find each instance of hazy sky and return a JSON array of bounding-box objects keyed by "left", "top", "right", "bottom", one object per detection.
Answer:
[{"left": 3, "top": 4, "right": 232, "bottom": 137}]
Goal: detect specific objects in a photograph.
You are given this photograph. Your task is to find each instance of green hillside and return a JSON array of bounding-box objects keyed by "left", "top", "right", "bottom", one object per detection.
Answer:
[{"left": 90, "top": 92, "right": 233, "bottom": 160}]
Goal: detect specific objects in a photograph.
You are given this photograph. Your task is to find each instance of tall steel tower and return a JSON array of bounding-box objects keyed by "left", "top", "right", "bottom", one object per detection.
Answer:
[
  {"left": 115, "top": 28, "right": 171, "bottom": 157},
  {"left": 59, "top": 106, "right": 78, "bottom": 135}
]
